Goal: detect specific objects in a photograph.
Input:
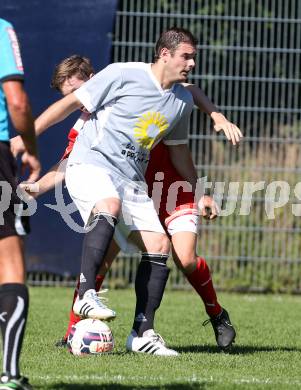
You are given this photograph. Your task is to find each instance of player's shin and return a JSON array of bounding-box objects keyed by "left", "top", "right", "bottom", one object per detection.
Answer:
[
  {"left": 73, "top": 213, "right": 117, "bottom": 320},
  {"left": 186, "top": 256, "right": 221, "bottom": 317},
  {"left": 186, "top": 257, "right": 236, "bottom": 349},
  {"left": 132, "top": 253, "right": 170, "bottom": 336},
  {"left": 0, "top": 283, "right": 29, "bottom": 378},
  {"left": 78, "top": 213, "right": 117, "bottom": 298}
]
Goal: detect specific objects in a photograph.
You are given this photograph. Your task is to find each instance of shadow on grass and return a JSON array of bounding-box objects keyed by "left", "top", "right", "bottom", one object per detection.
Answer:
[
  {"left": 37, "top": 383, "right": 209, "bottom": 390},
  {"left": 175, "top": 344, "right": 301, "bottom": 354}
]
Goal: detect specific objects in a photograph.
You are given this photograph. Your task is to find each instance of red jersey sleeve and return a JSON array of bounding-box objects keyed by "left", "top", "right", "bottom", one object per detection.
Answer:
[
  {"left": 61, "top": 128, "right": 78, "bottom": 160},
  {"left": 60, "top": 112, "right": 90, "bottom": 160}
]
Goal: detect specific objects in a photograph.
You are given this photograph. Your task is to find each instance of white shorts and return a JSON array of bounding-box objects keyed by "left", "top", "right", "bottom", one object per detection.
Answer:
[
  {"left": 66, "top": 163, "right": 165, "bottom": 252},
  {"left": 165, "top": 207, "right": 199, "bottom": 236}
]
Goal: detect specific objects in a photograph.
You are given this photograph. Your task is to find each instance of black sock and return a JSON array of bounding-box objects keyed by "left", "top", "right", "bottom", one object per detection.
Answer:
[
  {"left": 0, "top": 283, "right": 29, "bottom": 378},
  {"left": 132, "top": 253, "right": 170, "bottom": 336},
  {"left": 79, "top": 213, "right": 117, "bottom": 298}
]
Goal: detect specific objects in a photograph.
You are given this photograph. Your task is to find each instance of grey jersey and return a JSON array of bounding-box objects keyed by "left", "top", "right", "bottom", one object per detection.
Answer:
[{"left": 68, "top": 62, "right": 193, "bottom": 183}]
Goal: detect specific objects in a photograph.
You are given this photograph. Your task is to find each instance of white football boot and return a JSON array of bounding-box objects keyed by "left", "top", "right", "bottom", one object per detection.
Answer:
[
  {"left": 126, "top": 329, "right": 179, "bottom": 356},
  {"left": 73, "top": 289, "right": 116, "bottom": 321}
]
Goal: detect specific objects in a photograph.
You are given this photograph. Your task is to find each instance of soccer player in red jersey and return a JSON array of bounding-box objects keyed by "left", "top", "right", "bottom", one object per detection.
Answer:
[{"left": 13, "top": 54, "right": 242, "bottom": 351}]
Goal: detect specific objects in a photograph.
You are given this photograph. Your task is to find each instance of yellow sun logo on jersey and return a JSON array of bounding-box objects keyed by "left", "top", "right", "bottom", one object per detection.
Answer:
[{"left": 134, "top": 111, "right": 169, "bottom": 150}]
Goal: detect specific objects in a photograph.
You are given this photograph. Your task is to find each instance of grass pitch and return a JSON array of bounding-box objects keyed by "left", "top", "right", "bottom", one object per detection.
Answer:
[{"left": 12, "top": 288, "right": 301, "bottom": 389}]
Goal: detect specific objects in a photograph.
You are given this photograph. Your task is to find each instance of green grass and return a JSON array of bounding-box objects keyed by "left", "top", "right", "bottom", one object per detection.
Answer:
[{"left": 10, "top": 288, "right": 301, "bottom": 389}]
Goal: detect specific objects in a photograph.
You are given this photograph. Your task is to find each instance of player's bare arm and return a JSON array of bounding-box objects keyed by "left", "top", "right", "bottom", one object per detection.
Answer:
[
  {"left": 183, "top": 83, "right": 243, "bottom": 146},
  {"left": 11, "top": 92, "right": 82, "bottom": 156},
  {"left": 3, "top": 80, "right": 41, "bottom": 181},
  {"left": 35, "top": 92, "right": 82, "bottom": 135},
  {"left": 4, "top": 81, "right": 37, "bottom": 154},
  {"left": 20, "top": 159, "right": 67, "bottom": 200},
  {"left": 167, "top": 143, "right": 218, "bottom": 220},
  {"left": 167, "top": 143, "right": 198, "bottom": 190}
]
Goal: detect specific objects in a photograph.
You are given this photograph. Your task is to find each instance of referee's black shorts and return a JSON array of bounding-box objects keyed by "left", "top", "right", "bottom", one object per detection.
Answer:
[{"left": 0, "top": 141, "right": 30, "bottom": 239}]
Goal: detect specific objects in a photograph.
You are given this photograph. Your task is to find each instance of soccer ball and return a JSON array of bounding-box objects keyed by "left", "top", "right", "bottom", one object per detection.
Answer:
[{"left": 67, "top": 319, "right": 114, "bottom": 356}]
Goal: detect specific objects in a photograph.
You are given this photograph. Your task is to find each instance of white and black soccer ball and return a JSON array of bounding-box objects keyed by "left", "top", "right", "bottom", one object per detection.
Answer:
[{"left": 67, "top": 319, "right": 114, "bottom": 356}]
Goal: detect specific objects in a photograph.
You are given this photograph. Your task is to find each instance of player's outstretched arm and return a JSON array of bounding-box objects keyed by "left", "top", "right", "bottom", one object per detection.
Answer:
[
  {"left": 11, "top": 92, "right": 82, "bottom": 157},
  {"left": 35, "top": 93, "right": 82, "bottom": 135},
  {"left": 183, "top": 83, "right": 243, "bottom": 146},
  {"left": 20, "top": 159, "right": 67, "bottom": 199}
]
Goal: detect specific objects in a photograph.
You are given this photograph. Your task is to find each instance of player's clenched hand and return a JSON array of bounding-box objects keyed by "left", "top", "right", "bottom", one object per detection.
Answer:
[
  {"left": 21, "top": 151, "right": 41, "bottom": 182},
  {"left": 18, "top": 181, "right": 40, "bottom": 200},
  {"left": 211, "top": 112, "right": 243, "bottom": 146},
  {"left": 198, "top": 195, "right": 219, "bottom": 220},
  {"left": 10, "top": 135, "right": 25, "bottom": 157}
]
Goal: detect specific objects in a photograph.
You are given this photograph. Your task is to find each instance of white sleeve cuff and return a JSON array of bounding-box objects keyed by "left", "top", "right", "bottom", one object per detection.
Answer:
[{"left": 74, "top": 89, "right": 94, "bottom": 113}]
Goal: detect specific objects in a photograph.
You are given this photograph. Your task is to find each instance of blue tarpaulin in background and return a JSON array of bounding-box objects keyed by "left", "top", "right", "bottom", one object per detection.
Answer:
[{"left": 0, "top": 0, "right": 118, "bottom": 276}]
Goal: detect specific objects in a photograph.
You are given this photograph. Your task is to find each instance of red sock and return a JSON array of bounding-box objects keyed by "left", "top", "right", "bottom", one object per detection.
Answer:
[
  {"left": 95, "top": 274, "right": 105, "bottom": 292},
  {"left": 186, "top": 257, "right": 222, "bottom": 317},
  {"left": 63, "top": 275, "right": 105, "bottom": 340}
]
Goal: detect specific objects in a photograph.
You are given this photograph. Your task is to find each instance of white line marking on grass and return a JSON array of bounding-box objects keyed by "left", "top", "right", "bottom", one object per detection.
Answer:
[{"left": 33, "top": 374, "right": 301, "bottom": 386}]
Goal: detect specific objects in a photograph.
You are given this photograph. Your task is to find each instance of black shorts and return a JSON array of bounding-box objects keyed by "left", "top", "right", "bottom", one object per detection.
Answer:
[{"left": 0, "top": 141, "right": 30, "bottom": 239}]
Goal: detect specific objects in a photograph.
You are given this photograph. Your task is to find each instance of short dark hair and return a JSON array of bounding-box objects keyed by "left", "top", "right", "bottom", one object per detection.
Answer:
[
  {"left": 51, "top": 55, "right": 94, "bottom": 91},
  {"left": 154, "top": 27, "right": 198, "bottom": 62}
]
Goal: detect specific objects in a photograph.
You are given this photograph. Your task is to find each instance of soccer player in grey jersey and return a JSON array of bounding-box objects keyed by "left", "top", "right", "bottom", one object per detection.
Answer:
[{"left": 35, "top": 28, "right": 201, "bottom": 356}]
